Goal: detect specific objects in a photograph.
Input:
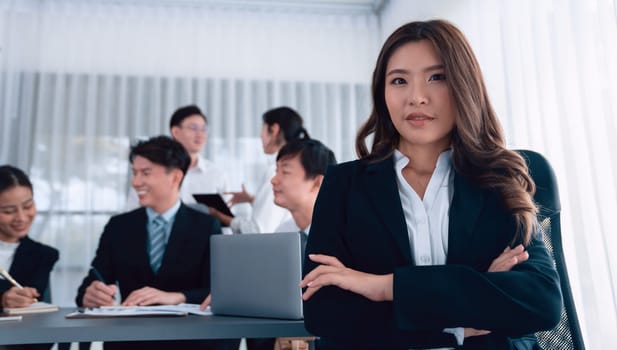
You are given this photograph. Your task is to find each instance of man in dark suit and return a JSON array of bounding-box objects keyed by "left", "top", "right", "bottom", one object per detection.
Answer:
[{"left": 76, "top": 135, "right": 238, "bottom": 350}]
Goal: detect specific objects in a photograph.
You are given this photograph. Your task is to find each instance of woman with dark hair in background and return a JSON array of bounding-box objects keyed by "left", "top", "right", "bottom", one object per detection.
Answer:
[
  {"left": 0, "top": 165, "right": 59, "bottom": 350},
  {"left": 301, "top": 20, "right": 561, "bottom": 350},
  {"left": 208, "top": 106, "right": 309, "bottom": 235}
]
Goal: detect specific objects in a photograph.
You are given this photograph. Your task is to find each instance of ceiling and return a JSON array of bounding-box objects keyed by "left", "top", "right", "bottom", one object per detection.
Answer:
[{"left": 123, "top": 0, "right": 387, "bottom": 14}]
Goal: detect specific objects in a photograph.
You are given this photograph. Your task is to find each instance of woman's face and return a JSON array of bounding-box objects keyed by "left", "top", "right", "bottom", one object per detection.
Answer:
[
  {"left": 384, "top": 39, "right": 456, "bottom": 153},
  {"left": 260, "top": 123, "right": 281, "bottom": 155},
  {"left": 0, "top": 186, "right": 36, "bottom": 243}
]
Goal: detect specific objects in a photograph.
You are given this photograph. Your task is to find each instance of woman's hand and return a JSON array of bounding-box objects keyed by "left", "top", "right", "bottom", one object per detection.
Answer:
[
  {"left": 1, "top": 286, "right": 39, "bottom": 308},
  {"left": 225, "top": 184, "right": 254, "bottom": 206},
  {"left": 487, "top": 244, "right": 529, "bottom": 272},
  {"left": 300, "top": 254, "right": 393, "bottom": 302}
]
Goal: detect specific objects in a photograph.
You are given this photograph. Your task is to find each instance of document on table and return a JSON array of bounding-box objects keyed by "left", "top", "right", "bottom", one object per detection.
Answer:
[
  {"left": 65, "top": 303, "right": 212, "bottom": 318},
  {"left": 2, "top": 302, "right": 59, "bottom": 315}
]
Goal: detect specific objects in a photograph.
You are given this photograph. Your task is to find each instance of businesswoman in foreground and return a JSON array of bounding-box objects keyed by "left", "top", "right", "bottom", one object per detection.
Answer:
[
  {"left": 0, "top": 165, "right": 58, "bottom": 350},
  {"left": 301, "top": 20, "right": 562, "bottom": 350}
]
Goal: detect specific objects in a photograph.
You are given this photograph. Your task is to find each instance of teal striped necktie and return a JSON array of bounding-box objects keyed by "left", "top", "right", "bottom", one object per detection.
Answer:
[{"left": 149, "top": 216, "right": 167, "bottom": 273}]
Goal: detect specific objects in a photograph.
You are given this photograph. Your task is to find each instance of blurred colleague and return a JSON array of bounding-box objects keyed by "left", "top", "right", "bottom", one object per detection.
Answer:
[
  {"left": 208, "top": 106, "right": 307, "bottom": 234},
  {"left": 269, "top": 139, "right": 336, "bottom": 350},
  {"left": 272, "top": 139, "right": 337, "bottom": 234},
  {"left": 0, "top": 165, "right": 59, "bottom": 350},
  {"left": 77, "top": 136, "right": 237, "bottom": 350},
  {"left": 126, "top": 105, "right": 229, "bottom": 210}
]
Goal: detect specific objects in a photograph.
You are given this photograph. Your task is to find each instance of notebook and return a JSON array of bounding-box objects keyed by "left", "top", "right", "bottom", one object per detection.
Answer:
[
  {"left": 3, "top": 301, "right": 59, "bottom": 315},
  {"left": 210, "top": 232, "right": 304, "bottom": 320}
]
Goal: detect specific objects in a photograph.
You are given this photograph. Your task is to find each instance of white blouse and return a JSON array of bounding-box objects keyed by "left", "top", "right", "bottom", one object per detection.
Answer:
[{"left": 393, "top": 149, "right": 463, "bottom": 348}]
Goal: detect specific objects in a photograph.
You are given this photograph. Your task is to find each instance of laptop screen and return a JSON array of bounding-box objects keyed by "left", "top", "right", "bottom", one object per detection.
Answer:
[{"left": 210, "top": 232, "right": 304, "bottom": 319}]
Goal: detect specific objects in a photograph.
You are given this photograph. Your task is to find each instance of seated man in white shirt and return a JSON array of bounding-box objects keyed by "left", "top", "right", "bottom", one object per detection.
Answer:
[
  {"left": 271, "top": 138, "right": 337, "bottom": 234},
  {"left": 126, "top": 105, "right": 229, "bottom": 210}
]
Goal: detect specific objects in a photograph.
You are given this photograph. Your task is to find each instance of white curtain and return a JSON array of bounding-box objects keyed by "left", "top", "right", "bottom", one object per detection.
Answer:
[
  {"left": 0, "top": 0, "right": 376, "bottom": 306},
  {"left": 380, "top": 0, "right": 617, "bottom": 348}
]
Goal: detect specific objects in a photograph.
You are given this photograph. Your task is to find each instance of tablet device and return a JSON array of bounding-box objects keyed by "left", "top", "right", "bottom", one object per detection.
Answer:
[{"left": 192, "top": 193, "right": 234, "bottom": 218}]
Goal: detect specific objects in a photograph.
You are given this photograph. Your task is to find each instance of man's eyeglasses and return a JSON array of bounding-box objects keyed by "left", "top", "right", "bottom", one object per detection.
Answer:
[{"left": 180, "top": 124, "right": 208, "bottom": 133}]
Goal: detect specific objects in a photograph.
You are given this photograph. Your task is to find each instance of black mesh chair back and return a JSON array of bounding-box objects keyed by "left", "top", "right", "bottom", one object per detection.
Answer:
[{"left": 517, "top": 150, "right": 585, "bottom": 350}]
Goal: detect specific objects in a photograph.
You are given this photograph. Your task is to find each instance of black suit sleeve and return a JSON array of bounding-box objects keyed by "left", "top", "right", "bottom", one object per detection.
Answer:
[
  {"left": 393, "top": 233, "right": 562, "bottom": 335},
  {"left": 75, "top": 218, "right": 117, "bottom": 307},
  {"left": 180, "top": 215, "right": 221, "bottom": 303},
  {"left": 0, "top": 238, "right": 59, "bottom": 297}
]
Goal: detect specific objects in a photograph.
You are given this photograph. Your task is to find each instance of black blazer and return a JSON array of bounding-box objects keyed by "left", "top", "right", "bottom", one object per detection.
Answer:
[
  {"left": 76, "top": 203, "right": 221, "bottom": 306},
  {"left": 303, "top": 156, "right": 562, "bottom": 350},
  {"left": 0, "top": 236, "right": 59, "bottom": 299}
]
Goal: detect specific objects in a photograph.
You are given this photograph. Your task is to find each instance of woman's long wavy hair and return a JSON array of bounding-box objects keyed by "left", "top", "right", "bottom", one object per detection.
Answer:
[{"left": 356, "top": 20, "right": 537, "bottom": 245}]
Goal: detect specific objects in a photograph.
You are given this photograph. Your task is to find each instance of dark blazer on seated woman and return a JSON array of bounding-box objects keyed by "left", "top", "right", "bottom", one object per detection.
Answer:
[
  {"left": 0, "top": 236, "right": 59, "bottom": 301},
  {"left": 303, "top": 157, "right": 563, "bottom": 350}
]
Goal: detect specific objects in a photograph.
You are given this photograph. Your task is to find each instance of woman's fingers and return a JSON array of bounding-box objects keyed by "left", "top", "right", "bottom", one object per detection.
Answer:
[{"left": 307, "top": 254, "right": 344, "bottom": 267}]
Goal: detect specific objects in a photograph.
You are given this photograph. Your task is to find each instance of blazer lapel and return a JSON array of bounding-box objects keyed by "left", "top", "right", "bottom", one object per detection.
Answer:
[
  {"left": 362, "top": 157, "right": 413, "bottom": 264},
  {"left": 10, "top": 237, "right": 35, "bottom": 277},
  {"left": 131, "top": 209, "right": 154, "bottom": 278},
  {"left": 447, "top": 173, "right": 485, "bottom": 264}
]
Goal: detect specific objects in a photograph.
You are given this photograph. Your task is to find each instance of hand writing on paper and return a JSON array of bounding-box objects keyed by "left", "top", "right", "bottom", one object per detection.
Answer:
[
  {"left": 300, "top": 254, "right": 393, "bottom": 302},
  {"left": 82, "top": 281, "right": 117, "bottom": 308},
  {"left": 1, "top": 286, "right": 39, "bottom": 308},
  {"left": 122, "top": 286, "right": 185, "bottom": 306}
]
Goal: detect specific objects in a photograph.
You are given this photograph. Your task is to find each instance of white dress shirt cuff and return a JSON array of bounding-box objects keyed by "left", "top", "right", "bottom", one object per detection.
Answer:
[{"left": 443, "top": 327, "right": 464, "bottom": 346}]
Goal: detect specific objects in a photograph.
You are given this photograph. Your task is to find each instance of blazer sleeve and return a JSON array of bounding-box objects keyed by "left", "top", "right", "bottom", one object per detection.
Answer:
[
  {"left": 303, "top": 164, "right": 387, "bottom": 338},
  {"left": 180, "top": 214, "right": 221, "bottom": 303},
  {"left": 75, "top": 218, "right": 117, "bottom": 307},
  {"left": 0, "top": 238, "right": 59, "bottom": 297},
  {"left": 393, "top": 231, "right": 562, "bottom": 335},
  {"left": 24, "top": 244, "right": 59, "bottom": 297}
]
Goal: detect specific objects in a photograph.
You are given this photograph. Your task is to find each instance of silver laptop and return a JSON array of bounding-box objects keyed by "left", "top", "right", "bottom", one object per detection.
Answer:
[{"left": 210, "top": 232, "right": 304, "bottom": 319}]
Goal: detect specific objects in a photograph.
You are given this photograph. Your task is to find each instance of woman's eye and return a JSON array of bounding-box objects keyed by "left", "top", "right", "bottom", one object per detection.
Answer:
[
  {"left": 390, "top": 77, "right": 406, "bottom": 85},
  {"left": 428, "top": 73, "right": 446, "bottom": 82}
]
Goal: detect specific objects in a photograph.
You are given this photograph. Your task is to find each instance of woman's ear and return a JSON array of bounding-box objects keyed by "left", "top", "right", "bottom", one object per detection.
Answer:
[{"left": 271, "top": 123, "right": 281, "bottom": 143}]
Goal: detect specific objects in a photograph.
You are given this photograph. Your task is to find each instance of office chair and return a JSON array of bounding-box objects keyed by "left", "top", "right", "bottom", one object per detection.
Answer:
[{"left": 517, "top": 150, "right": 585, "bottom": 350}]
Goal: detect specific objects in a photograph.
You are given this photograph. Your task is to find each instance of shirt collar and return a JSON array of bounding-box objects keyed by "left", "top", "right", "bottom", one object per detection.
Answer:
[
  {"left": 194, "top": 155, "right": 208, "bottom": 173},
  {"left": 393, "top": 149, "right": 453, "bottom": 173},
  {"left": 146, "top": 199, "right": 181, "bottom": 223}
]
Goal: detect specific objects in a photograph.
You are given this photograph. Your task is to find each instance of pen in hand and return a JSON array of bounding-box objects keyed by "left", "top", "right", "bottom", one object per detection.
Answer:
[
  {"left": 90, "top": 266, "right": 107, "bottom": 284},
  {"left": 0, "top": 268, "right": 24, "bottom": 289},
  {"left": 0, "top": 268, "right": 39, "bottom": 304}
]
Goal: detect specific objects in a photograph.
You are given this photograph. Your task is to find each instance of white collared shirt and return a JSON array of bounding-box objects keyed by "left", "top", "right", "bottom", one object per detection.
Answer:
[
  {"left": 0, "top": 240, "right": 20, "bottom": 272},
  {"left": 275, "top": 218, "right": 310, "bottom": 235},
  {"left": 145, "top": 199, "right": 181, "bottom": 245},
  {"left": 393, "top": 149, "right": 453, "bottom": 266},
  {"left": 393, "top": 149, "right": 463, "bottom": 348},
  {"left": 230, "top": 155, "right": 291, "bottom": 234},
  {"left": 126, "top": 156, "right": 229, "bottom": 211}
]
